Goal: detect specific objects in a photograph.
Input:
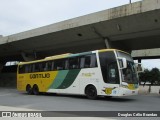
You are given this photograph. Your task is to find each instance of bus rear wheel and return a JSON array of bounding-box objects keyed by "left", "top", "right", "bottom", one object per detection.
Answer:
[
  {"left": 26, "top": 85, "right": 32, "bottom": 95},
  {"left": 33, "top": 85, "right": 39, "bottom": 95},
  {"left": 85, "top": 85, "right": 97, "bottom": 100}
]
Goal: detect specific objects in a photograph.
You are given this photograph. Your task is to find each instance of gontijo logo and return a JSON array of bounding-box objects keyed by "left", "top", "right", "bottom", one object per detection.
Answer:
[{"left": 30, "top": 73, "right": 50, "bottom": 79}]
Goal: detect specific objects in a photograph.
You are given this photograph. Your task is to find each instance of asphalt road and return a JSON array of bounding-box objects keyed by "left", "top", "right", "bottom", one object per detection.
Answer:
[{"left": 0, "top": 88, "right": 160, "bottom": 112}]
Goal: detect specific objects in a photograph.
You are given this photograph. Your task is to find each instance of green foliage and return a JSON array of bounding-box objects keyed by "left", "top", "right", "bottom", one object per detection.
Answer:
[{"left": 139, "top": 68, "right": 160, "bottom": 85}]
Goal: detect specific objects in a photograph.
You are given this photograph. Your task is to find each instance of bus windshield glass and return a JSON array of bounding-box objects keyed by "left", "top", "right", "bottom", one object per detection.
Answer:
[{"left": 116, "top": 51, "right": 138, "bottom": 84}]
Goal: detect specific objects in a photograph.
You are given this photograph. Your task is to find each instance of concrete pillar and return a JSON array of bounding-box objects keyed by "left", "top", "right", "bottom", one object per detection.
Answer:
[
  {"left": 138, "top": 59, "right": 142, "bottom": 63},
  {"left": 0, "top": 61, "right": 6, "bottom": 72},
  {"left": 104, "top": 38, "right": 112, "bottom": 49},
  {"left": 129, "top": 0, "right": 132, "bottom": 4},
  {"left": 0, "top": 64, "right": 3, "bottom": 72},
  {"left": 91, "top": 27, "right": 112, "bottom": 49}
]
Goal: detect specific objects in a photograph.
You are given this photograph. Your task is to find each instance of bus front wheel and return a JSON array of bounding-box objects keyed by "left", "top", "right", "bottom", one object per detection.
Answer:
[
  {"left": 33, "top": 85, "right": 39, "bottom": 95},
  {"left": 26, "top": 85, "right": 32, "bottom": 95},
  {"left": 85, "top": 85, "right": 97, "bottom": 100}
]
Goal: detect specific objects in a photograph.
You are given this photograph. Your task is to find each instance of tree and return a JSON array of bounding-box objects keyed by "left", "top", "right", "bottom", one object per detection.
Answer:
[
  {"left": 139, "top": 69, "right": 151, "bottom": 86},
  {"left": 150, "top": 68, "right": 160, "bottom": 85},
  {"left": 139, "top": 68, "right": 160, "bottom": 86}
]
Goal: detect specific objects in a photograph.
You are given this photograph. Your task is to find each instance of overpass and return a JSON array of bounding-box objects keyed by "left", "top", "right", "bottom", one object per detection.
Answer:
[
  {"left": 132, "top": 48, "right": 160, "bottom": 59},
  {"left": 0, "top": 0, "right": 160, "bottom": 63}
]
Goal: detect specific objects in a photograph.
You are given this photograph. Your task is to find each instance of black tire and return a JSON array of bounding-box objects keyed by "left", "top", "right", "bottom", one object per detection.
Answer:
[
  {"left": 26, "top": 85, "right": 32, "bottom": 95},
  {"left": 85, "top": 85, "right": 97, "bottom": 100},
  {"left": 33, "top": 85, "right": 39, "bottom": 95}
]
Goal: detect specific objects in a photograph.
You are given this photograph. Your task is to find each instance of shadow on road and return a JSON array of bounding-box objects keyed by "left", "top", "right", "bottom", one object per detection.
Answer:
[{"left": 21, "top": 92, "right": 136, "bottom": 102}]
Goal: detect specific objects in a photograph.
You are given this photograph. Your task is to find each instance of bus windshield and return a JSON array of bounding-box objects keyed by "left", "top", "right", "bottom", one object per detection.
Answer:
[{"left": 116, "top": 51, "right": 138, "bottom": 84}]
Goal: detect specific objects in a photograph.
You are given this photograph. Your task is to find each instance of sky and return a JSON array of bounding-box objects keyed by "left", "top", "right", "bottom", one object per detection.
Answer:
[{"left": 0, "top": 0, "right": 160, "bottom": 69}]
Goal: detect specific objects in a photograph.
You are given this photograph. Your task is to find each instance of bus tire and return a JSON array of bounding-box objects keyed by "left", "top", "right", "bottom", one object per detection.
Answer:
[
  {"left": 26, "top": 84, "right": 32, "bottom": 95},
  {"left": 33, "top": 85, "right": 39, "bottom": 95},
  {"left": 85, "top": 85, "right": 97, "bottom": 100}
]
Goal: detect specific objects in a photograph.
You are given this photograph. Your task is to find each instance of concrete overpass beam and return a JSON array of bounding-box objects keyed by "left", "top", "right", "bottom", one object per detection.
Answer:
[{"left": 132, "top": 48, "right": 160, "bottom": 59}]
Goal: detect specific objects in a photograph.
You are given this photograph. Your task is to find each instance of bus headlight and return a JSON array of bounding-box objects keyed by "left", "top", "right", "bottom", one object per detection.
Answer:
[{"left": 121, "top": 84, "right": 128, "bottom": 89}]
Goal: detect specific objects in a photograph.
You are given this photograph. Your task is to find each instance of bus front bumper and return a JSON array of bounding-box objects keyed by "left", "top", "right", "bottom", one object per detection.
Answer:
[{"left": 117, "top": 87, "right": 139, "bottom": 96}]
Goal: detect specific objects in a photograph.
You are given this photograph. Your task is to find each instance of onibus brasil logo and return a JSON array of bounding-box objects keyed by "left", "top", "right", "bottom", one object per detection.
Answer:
[{"left": 1, "top": 112, "right": 42, "bottom": 117}]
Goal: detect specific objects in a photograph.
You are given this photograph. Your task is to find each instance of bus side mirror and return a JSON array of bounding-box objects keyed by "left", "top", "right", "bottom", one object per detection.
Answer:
[
  {"left": 118, "top": 57, "right": 127, "bottom": 69},
  {"left": 135, "top": 63, "right": 144, "bottom": 73}
]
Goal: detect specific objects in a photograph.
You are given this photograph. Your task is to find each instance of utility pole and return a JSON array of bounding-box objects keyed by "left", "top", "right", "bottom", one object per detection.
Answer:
[{"left": 130, "top": 0, "right": 132, "bottom": 4}]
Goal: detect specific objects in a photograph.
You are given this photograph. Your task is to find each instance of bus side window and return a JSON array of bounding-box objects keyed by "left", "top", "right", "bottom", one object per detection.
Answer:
[
  {"left": 80, "top": 57, "right": 85, "bottom": 68},
  {"left": 51, "top": 61, "right": 54, "bottom": 70},
  {"left": 25, "top": 65, "right": 29, "bottom": 73},
  {"left": 69, "top": 57, "right": 79, "bottom": 69},
  {"left": 84, "top": 56, "right": 91, "bottom": 68},
  {"left": 80, "top": 54, "right": 97, "bottom": 68},
  {"left": 19, "top": 65, "right": 25, "bottom": 74},
  {"left": 64, "top": 59, "right": 69, "bottom": 70},
  {"left": 26, "top": 64, "right": 32, "bottom": 73},
  {"left": 32, "top": 64, "right": 35, "bottom": 72},
  {"left": 31, "top": 64, "right": 34, "bottom": 73},
  {"left": 47, "top": 61, "right": 53, "bottom": 71},
  {"left": 54, "top": 59, "right": 65, "bottom": 70},
  {"left": 52, "top": 61, "right": 57, "bottom": 71},
  {"left": 43, "top": 62, "right": 48, "bottom": 71},
  {"left": 80, "top": 55, "right": 93, "bottom": 68},
  {"left": 90, "top": 54, "right": 97, "bottom": 68},
  {"left": 39, "top": 62, "right": 47, "bottom": 72},
  {"left": 33, "top": 63, "right": 40, "bottom": 72}
]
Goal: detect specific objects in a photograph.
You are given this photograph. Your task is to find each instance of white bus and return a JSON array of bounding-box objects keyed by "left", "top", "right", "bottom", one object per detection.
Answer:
[{"left": 17, "top": 49, "right": 139, "bottom": 99}]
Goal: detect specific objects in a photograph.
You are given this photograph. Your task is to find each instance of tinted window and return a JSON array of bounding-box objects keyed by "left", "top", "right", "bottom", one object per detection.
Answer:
[
  {"left": 46, "top": 61, "right": 54, "bottom": 71},
  {"left": 39, "top": 62, "right": 47, "bottom": 72},
  {"left": 69, "top": 57, "right": 79, "bottom": 69},
  {"left": 99, "top": 51, "right": 119, "bottom": 84},
  {"left": 84, "top": 56, "right": 91, "bottom": 68},
  {"left": 33, "top": 63, "right": 40, "bottom": 72},
  {"left": 18, "top": 54, "right": 97, "bottom": 73},
  {"left": 54, "top": 59, "right": 65, "bottom": 70},
  {"left": 90, "top": 54, "right": 97, "bottom": 67},
  {"left": 19, "top": 65, "right": 25, "bottom": 74},
  {"left": 80, "top": 54, "right": 97, "bottom": 68},
  {"left": 64, "top": 59, "right": 69, "bottom": 70},
  {"left": 26, "top": 64, "right": 33, "bottom": 73}
]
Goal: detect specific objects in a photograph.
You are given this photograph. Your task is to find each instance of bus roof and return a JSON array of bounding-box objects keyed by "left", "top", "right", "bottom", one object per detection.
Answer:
[
  {"left": 18, "top": 49, "right": 128, "bottom": 65},
  {"left": 18, "top": 51, "right": 94, "bottom": 65},
  {"left": 98, "top": 49, "right": 129, "bottom": 55}
]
